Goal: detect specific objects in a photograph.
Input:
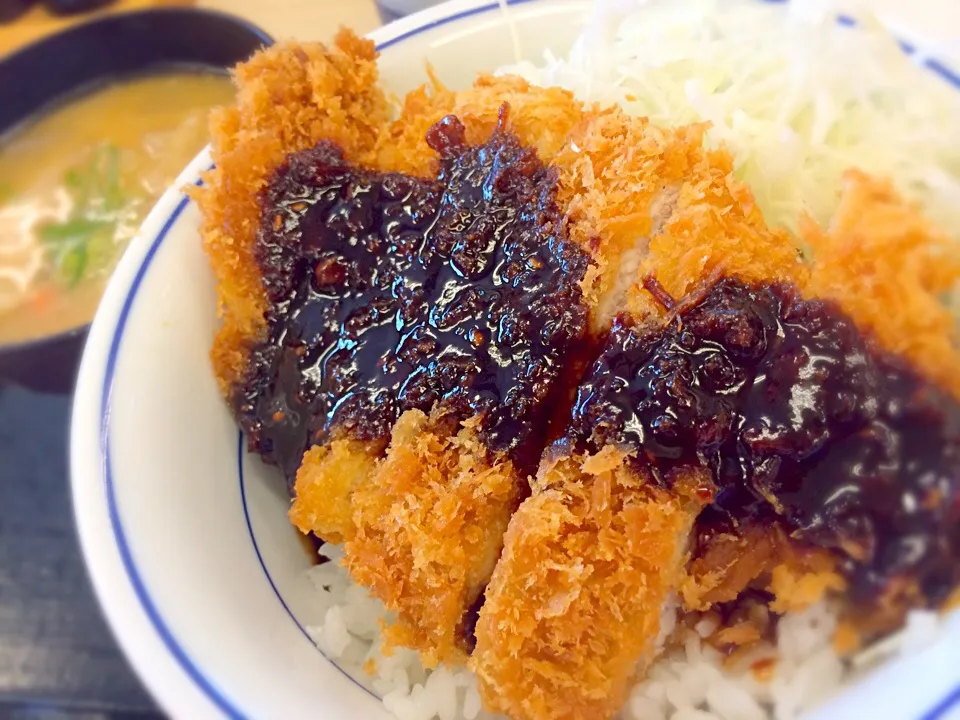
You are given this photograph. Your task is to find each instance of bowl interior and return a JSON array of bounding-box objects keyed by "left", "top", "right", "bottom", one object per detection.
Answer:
[{"left": 0, "top": 8, "right": 271, "bottom": 133}]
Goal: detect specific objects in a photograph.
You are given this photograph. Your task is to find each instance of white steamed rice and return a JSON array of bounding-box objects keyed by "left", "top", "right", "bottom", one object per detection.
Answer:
[{"left": 305, "top": 543, "right": 940, "bottom": 720}]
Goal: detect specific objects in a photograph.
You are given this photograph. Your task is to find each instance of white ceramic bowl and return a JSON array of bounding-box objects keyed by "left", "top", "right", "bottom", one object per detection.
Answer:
[{"left": 70, "top": 1, "right": 960, "bottom": 718}]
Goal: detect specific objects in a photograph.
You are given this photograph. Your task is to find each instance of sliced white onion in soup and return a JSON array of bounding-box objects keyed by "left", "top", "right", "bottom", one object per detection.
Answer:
[{"left": 0, "top": 191, "right": 70, "bottom": 314}]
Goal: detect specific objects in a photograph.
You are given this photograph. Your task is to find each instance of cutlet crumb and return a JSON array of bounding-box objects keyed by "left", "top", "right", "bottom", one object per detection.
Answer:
[
  {"left": 714, "top": 622, "right": 763, "bottom": 647},
  {"left": 833, "top": 620, "right": 862, "bottom": 655},
  {"left": 290, "top": 437, "right": 382, "bottom": 544},
  {"left": 768, "top": 554, "right": 846, "bottom": 615},
  {"left": 947, "top": 586, "right": 960, "bottom": 612}
]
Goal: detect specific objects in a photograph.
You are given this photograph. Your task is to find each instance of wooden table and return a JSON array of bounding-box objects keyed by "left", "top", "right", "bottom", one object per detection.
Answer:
[{"left": 0, "top": 386, "right": 162, "bottom": 718}]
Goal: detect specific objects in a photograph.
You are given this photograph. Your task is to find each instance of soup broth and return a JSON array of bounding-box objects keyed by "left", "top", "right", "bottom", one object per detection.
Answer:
[{"left": 0, "top": 72, "right": 234, "bottom": 344}]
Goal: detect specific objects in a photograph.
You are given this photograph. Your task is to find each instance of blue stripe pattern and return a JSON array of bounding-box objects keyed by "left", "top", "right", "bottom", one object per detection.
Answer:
[{"left": 235, "top": 432, "right": 380, "bottom": 702}]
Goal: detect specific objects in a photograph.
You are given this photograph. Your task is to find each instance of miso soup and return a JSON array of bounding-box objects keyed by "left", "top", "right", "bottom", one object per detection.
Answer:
[{"left": 0, "top": 72, "right": 235, "bottom": 344}]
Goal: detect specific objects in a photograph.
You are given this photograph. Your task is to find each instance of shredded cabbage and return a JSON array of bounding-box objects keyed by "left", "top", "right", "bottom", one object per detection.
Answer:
[{"left": 497, "top": 0, "right": 960, "bottom": 235}]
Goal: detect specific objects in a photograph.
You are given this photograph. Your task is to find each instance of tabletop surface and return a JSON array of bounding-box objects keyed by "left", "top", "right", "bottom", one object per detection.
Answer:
[{"left": 0, "top": 384, "right": 162, "bottom": 718}]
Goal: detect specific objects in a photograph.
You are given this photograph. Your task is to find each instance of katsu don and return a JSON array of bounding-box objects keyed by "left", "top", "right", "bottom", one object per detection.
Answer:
[{"left": 196, "top": 31, "right": 960, "bottom": 720}]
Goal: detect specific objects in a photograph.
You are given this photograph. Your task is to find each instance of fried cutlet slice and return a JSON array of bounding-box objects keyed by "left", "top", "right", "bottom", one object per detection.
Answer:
[
  {"left": 194, "top": 32, "right": 391, "bottom": 394},
  {"left": 247, "top": 107, "right": 591, "bottom": 668},
  {"left": 459, "top": 117, "right": 820, "bottom": 714},
  {"left": 341, "top": 410, "right": 521, "bottom": 667},
  {"left": 291, "top": 409, "right": 523, "bottom": 667},
  {"left": 472, "top": 448, "right": 707, "bottom": 720},
  {"left": 658, "top": 170, "right": 960, "bottom": 615}
]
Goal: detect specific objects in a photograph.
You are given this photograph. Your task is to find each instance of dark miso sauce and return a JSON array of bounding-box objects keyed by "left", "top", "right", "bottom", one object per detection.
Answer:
[
  {"left": 231, "top": 109, "right": 589, "bottom": 489},
  {"left": 568, "top": 277, "right": 960, "bottom": 606}
]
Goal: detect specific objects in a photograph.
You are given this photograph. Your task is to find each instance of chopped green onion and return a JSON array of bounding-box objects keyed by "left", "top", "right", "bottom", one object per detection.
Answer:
[
  {"left": 58, "top": 243, "right": 89, "bottom": 288},
  {"left": 38, "top": 217, "right": 112, "bottom": 245},
  {"left": 39, "top": 142, "right": 134, "bottom": 288}
]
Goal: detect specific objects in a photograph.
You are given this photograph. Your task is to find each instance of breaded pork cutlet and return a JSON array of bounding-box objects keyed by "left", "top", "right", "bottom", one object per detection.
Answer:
[
  {"left": 198, "top": 33, "right": 601, "bottom": 665},
  {"left": 198, "top": 32, "right": 728, "bottom": 666},
  {"left": 471, "top": 141, "right": 813, "bottom": 719},
  {"left": 473, "top": 449, "right": 709, "bottom": 720},
  {"left": 473, "top": 158, "right": 960, "bottom": 720}
]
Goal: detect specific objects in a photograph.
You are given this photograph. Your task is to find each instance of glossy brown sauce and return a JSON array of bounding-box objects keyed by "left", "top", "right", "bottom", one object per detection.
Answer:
[
  {"left": 232, "top": 110, "right": 589, "bottom": 486},
  {"left": 231, "top": 111, "right": 960, "bottom": 613},
  {"left": 568, "top": 277, "right": 960, "bottom": 605}
]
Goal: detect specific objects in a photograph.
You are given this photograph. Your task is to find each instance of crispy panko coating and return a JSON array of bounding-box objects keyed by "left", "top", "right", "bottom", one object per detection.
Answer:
[
  {"left": 551, "top": 114, "right": 705, "bottom": 328},
  {"left": 343, "top": 411, "right": 522, "bottom": 667},
  {"left": 288, "top": 437, "right": 382, "bottom": 544},
  {"left": 471, "top": 448, "right": 707, "bottom": 720},
  {"left": 290, "top": 413, "right": 522, "bottom": 668},
  {"left": 804, "top": 169, "right": 960, "bottom": 399},
  {"left": 632, "top": 146, "right": 807, "bottom": 319},
  {"left": 194, "top": 32, "right": 390, "bottom": 393},
  {"left": 367, "top": 74, "right": 584, "bottom": 177},
  {"left": 767, "top": 550, "right": 847, "bottom": 615}
]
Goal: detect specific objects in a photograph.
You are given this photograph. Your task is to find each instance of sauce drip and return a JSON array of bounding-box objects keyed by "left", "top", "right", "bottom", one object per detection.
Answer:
[
  {"left": 232, "top": 111, "right": 589, "bottom": 485},
  {"left": 569, "top": 277, "right": 960, "bottom": 604}
]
